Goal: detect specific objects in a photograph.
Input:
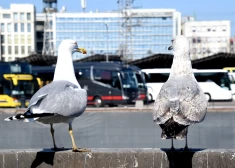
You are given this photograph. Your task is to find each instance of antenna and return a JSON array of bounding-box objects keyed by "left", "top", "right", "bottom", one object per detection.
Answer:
[
  {"left": 81, "top": 0, "right": 86, "bottom": 12},
  {"left": 117, "top": 0, "right": 134, "bottom": 61},
  {"left": 42, "top": 0, "right": 57, "bottom": 56}
]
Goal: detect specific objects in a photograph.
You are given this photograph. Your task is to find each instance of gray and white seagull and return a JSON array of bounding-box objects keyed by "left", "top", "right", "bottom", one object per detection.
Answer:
[
  {"left": 153, "top": 35, "right": 208, "bottom": 150},
  {"left": 5, "top": 39, "right": 90, "bottom": 152}
]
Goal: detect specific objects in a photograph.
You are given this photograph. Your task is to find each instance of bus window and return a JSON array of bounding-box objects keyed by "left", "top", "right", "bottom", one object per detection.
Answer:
[
  {"left": 94, "top": 69, "right": 112, "bottom": 86},
  {"left": 135, "top": 73, "right": 144, "bottom": 88},
  {"left": 146, "top": 73, "right": 169, "bottom": 83},
  {"left": 112, "top": 72, "right": 121, "bottom": 90},
  {"left": 77, "top": 69, "right": 90, "bottom": 80},
  {"left": 122, "top": 69, "right": 138, "bottom": 89}
]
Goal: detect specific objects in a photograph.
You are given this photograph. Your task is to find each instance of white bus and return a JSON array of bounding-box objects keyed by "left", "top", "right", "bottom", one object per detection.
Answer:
[{"left": 142, "top": 69, "right": 233, "bottom": 102}]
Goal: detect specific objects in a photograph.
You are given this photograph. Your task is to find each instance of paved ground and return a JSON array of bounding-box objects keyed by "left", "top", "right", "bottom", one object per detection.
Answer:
[{"left": 1, "top": 111, "right": 235, "bottom": 150}]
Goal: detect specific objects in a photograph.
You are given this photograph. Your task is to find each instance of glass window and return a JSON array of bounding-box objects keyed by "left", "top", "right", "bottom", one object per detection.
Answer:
[
  {"left": 76, "top": 69, "right": 90, "bottom": 80},
  {"left": 14, "top": 23, "right": 18, "bottom": 32},
  {"left": 14, "top": 35, "right": 19, "bottom": 44},
  {"left": 21, "top": 46, "right": 25, "bottom": 54},
  {"left": 7, "top": 35, "right": 11, "bottom": 44},
  {"left": 8, "top": 46, "right": 12, "bottom": 55},
  {"left": 7, "top": 23, "right": 11, "bottom": 32},
  {"left": 27, "top": 35, "right": 31, "bottom": 44},
  {"left": 192, "top": 26, "right": 196, "bottom": 32},
  {"left": 212, "top": 26, "right": 216, "bottom": 32},
  {"left": 222, "top": 25, "right": 226, "bottom": 31},
  {"left": 27, "top": 23, "right": 31, "bottom": 32},
  {"left": 21, "top": 35, "right": 25, "bottom": 43},
  {"left": 15, "top": 46, "right": 18, "bottom": 54},
  {"left": 27, "top": 13, "right": 31, "bottom": 20},
  {"left": 28, "top": 46, "right": 31, "bottom": 53},
  {"left": 0, "top": 35, "right": 5, "bottom": 43},
  {"left": 20, "top": 13, "right": 24, "bottom": 20},
  {"left": 13, "top": 13, "right": 18, "bottom": 20},
  {"left": 3, "top": 14, "right": 10, "bottom": 19},
  {"left": 0, "top": 23, "right": 4, "bottom": 32},
  {"left": 1, "top": 46, "right": 5, "bottom": 54},
  {"left": 21, "top": 23, "right": 24, "bottom": 32}
]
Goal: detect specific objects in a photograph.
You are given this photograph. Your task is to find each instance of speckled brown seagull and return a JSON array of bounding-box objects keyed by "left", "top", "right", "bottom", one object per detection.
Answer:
[
  {"left": 5, "top": 39, "right": 90, "bottom": 152},
  {"left": 153, "top": 35, "right": 208, "bottom": 150}
]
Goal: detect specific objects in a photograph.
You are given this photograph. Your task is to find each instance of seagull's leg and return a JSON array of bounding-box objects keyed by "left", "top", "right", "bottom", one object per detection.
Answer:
[
  {"left": 171, "top": 138, "right": 175, "bottom": 150},
  {"left": 50, "top": 124, "right": 58, "bottom": 149},
  {"left": 50, "top": 124, "right": 65, "bottom": 151},
  {"left": 69, "top": 123, "right": 90, "bottom": 152},
  {"left": 184, "top": 128, "right": 189, "bottom": 151}
]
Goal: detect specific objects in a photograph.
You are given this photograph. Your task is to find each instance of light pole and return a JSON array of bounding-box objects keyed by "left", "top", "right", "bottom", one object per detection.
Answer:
[
  {"left": 104, "top": 23, "right": 109, "bottom": 62},
  {"left": 0, "top": 28, "right": 1, "bottom": 61}
]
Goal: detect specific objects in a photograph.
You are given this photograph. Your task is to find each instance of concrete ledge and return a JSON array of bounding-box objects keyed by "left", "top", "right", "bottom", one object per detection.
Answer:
[{"left": 0, "top": 149, "right": 235, "bottom": 168}]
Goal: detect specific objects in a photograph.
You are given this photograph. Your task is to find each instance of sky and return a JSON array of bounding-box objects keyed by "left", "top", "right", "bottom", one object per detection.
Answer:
[{"left": 0, "top": 0, "right": 235, "bottom": 35}]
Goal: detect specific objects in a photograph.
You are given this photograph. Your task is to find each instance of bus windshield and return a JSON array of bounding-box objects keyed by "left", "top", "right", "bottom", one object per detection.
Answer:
[
  {"left": 122, "top": 69, "right": 138, "bottom": 89},
  {"left": 12, "top": 80, "right": 39, "bottom": 97}
]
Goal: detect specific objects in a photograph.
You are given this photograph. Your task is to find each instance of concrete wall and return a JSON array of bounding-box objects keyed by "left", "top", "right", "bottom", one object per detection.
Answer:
[{"left": 0, "top": 149, "right": 235, "bottom": 168}]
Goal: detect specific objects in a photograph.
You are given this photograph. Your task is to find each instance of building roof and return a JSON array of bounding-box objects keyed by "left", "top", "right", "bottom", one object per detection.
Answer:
[
  {"left": 129, "top": 53, "right": 235, "bottom": 69},
  {"left": 17, "top": 54, "right": 57, "bottom": 66},
  {"left": 129, "top": 53, "right": 174, "bottom": 69},
  {"left": 74, "top": 54, "right": 122, "bottom": 62},
  {"left": 192, "top": 53, "right": 235, "bottom": 69},
  {"left": 16, "top": 53, "right": 235, "bottom": 69}
]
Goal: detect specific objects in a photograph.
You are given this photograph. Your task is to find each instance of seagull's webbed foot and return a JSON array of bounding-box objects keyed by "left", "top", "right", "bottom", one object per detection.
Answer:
[
  {"left": 72, "top": 147, "right": 91, "bottom": 152},
  {"left": 170, "top": 146, "right": 175, "bottom": 151},
  {"left": 69, "top": 123, "right": 91, "bottom": 153},
  {"left": 183, "top": 146, "right": 189, "bottom": 151}
]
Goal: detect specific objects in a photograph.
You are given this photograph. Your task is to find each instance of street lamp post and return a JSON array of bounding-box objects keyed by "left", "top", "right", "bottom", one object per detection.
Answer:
[
  {"left": 105, "top": 23, "right": 109, "bottom": 62},
  {"left": 0, "top": 27, "right": 1, "bottom": 61}
]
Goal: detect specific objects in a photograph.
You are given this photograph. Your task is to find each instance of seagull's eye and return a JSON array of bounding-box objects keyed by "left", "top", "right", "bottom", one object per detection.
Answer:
[
  {"left": 74, "top": 42, "right": 77, "bottom": 45},
  {"left": 171, "top": 40, "right": 174, "bottom": 43}
]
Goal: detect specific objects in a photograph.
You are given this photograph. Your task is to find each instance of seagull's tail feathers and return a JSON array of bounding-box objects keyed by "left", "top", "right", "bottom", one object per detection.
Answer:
[
  {"left": 4, "top": 111, "right": 54, "bottom": 122},
  {"left": 159, "top": 117, "right": 188, "bottom": 139}
]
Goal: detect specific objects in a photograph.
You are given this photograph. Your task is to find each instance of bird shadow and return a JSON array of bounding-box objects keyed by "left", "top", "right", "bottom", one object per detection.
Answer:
[
  {"left": 160, "top": 148, "right": 206, "bottom": 168},
  {"left": 31, "top": 148, "right": 71, "bottom": 168}
]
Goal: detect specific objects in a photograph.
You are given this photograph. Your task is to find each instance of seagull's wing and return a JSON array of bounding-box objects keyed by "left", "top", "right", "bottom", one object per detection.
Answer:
[
  {"left": 29, "top": 80, "right": 87, "bottom": 116},
  {"left": 153, "top": 76, "right": 208, "bottom": 125}
]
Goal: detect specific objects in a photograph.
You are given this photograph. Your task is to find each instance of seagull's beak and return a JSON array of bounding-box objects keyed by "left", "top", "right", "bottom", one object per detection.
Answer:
[
  {"left": 168, "top": 46, "right": 173, "bottom": 50},
  {"left": 76, "top": 47, "right": 87, "bottom": 54}
]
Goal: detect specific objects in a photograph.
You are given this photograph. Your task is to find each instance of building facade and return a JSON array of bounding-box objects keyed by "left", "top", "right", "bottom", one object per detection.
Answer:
[
  {"left": 0, "top": 4, "right": 36, "bottom": 61},
  {"left": 230, "top": 36, "right": 235, "bottom": 54},
  {"left": 182, "top": 20, "right": 231, "bottom": 59},
  {"left": 53, "top": 9, "right": 181, "bottom": 60}
]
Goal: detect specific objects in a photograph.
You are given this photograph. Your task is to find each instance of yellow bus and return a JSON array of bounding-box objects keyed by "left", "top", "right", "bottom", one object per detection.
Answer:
[
  {"left": 223, "top": 67, "right": 235, "bottom": 73},
  {"left": 0, "top": 62, "right": 40, "bottom": 107}
]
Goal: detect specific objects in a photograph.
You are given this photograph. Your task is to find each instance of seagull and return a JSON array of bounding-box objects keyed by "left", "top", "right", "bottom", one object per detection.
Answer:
[
  {"left": 5, "top": 39, "right": 90, "bottom": 152},
  {"left": 153, "top": 35, "right": 208, "bottom": 150}
]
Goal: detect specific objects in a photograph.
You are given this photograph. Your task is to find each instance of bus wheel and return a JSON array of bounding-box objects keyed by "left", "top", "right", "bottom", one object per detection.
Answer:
[
  {"left": 148, "top": 93, "right": 153, "bottom": 102},
  {"left": 94, "top": 96, "right": 103, "bottom": 107},
  {"left": 204, "top": 93, "right": 211, "bottom": 102}
]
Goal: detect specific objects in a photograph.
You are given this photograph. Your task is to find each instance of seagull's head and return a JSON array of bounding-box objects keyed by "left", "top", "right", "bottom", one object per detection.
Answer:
[
  {"left": 168, "top": 35, "right": 190, "bottom": 54},
  {"left": 59, "top": 39, "right": 87, "bottom": 55}
]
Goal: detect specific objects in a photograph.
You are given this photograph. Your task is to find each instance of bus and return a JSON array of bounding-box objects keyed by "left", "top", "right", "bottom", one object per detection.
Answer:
[
  {"left": 223, "top": 67, "right": 235, "bottom": 73},
  {"left": 32, "top": 62, "right": 147, "bottom": 107},
  {"left": 142, "top": 68, "right": 233, "bottom": 102},
  {"left": 0, "top": 62, "right": 40, "bottom": 107}
]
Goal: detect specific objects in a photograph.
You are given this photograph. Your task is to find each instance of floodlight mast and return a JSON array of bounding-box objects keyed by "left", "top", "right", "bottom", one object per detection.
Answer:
[
  {"left": 42, "top": 0, "right": 57, "bottom": 56},
  {"left": 81, "top": 0, "right": 86, "bottom": 12},
  {"left": 117, "top": 0, "right": 134, "bottom": 62}
]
